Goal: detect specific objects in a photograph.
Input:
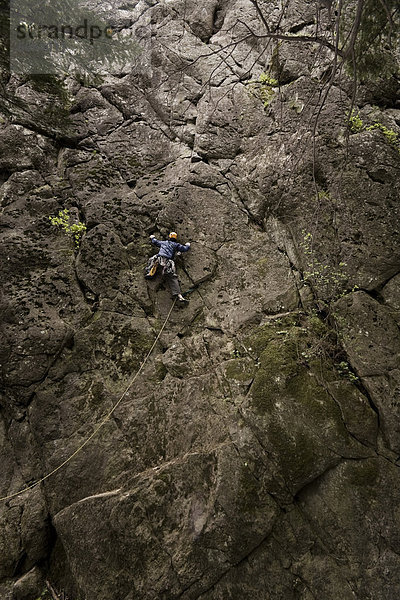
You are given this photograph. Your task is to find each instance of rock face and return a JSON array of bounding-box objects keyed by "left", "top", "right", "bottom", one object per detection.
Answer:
[{"left": 1, "top": 0, "right": 400, "bottom": 598}]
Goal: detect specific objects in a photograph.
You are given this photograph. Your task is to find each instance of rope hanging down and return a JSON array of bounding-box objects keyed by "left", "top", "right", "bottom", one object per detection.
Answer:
[{"left": 0, "top": 298, "right": 177, "bottom": 503}]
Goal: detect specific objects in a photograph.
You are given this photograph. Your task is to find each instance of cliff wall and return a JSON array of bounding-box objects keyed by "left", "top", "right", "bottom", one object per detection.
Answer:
[{"left": 1, "top": 1, "right": 400, "bottom": 598}]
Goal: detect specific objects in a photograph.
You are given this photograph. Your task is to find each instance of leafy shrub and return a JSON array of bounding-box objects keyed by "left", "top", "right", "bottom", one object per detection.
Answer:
[
  {"left": 49, "top": 208, "right": 87, "bottom": 248},
  {"left": 347, "top": 109, "right": 364, "bottom": 133},
  {"left": 347, "top": 110, "right": 400, "bottom": 153},
  {"left": 336, "top": 360, "right": 359, "bottom": 382},
  {"left": 247, "top": 72, "right": 278, "bottom": 108}
]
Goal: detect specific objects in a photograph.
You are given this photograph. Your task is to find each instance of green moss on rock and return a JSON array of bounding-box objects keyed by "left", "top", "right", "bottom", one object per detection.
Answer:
[
  {"left": 246, "top": 317, "right": 359, "bottom": 491},
  {"left": 225, "top": 358, "right": 256, "bottom": 382},
  {"left": 247, "top": 313, "right": 348, "bottom": 414},
  {"left": 267, "top": 421, "right": 318, "bottom": 482},
  {"left": 249, "top": 323, "right": 305, "bottom": 415},
  {"left": 286, "top": 372, "right": 345, "bottom": 429}
]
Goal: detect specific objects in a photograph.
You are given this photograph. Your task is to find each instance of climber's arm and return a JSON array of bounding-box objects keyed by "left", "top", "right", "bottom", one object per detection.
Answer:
[
  {"left": 176, "top": 242, "right": 191, "bottom": 252},
  {"left": 150, "top": 235, "right": 161, "bottom": 248}
]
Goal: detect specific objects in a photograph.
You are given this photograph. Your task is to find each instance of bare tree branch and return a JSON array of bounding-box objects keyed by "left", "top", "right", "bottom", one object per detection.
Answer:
[
  {"left": 235, "top": 18, "right": 344, "bottom": 56},
  {"left": 378, "top": 0, "right": 394, "bottom": 29},
  {"left": 46, "top": 580, "right": 61, "bottom": 600},
  {"left": 249, "top": 0, "right": 270, "bottom": 33},
  {"left": 311, "top": 0, "right": 345, "bottom": 200},
  {"left": 343, "top": 0, "right": 365, "bottom": 58}
]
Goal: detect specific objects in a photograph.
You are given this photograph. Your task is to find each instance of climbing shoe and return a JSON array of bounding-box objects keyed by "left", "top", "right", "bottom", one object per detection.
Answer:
[{"left": 177, "top": 294, "right": 189, "bottom": 302}]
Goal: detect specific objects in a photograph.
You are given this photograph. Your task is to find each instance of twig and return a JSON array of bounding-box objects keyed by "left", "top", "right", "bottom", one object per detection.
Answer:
[
  {"left": 249, "top": 0, "right": 271, "bottom": 33},
  {"left": 236, "top": 18, "right": 343, "bottom": 56},
  {"left": 45, "top": 580, "right": 60, "bottom": 600}
]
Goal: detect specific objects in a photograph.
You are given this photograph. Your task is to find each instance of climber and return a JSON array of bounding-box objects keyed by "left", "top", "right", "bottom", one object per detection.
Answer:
[{"left": 145, "top": 231, "right": 191, "bottom": 302}]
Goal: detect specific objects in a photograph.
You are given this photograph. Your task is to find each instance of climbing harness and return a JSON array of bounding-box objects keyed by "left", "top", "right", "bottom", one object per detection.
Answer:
[
  {"left": 0, "top": 298, "right": 177, "bottom": 503},
  {"left": 159, "top": 256, "right": 176, "bottom": 276},
  {"left": 144, "top": 256, "right": 177, "bottom": 279},
  {"left": 144, "top": 254, "right": 176, "bottom": 279}
]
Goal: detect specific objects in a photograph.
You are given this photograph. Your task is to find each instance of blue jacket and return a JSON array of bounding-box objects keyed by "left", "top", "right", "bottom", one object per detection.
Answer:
[{"left": 151, "top": 237, "right": 190, "bottom": 259}]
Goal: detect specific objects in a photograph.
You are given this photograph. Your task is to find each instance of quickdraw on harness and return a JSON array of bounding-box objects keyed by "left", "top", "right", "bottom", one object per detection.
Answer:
[
  {"left": 144, "top": 255, "right": 159, "bottom": 279},
  {"left": 144, "top": 255, "right": 176, "bottom": 279}
]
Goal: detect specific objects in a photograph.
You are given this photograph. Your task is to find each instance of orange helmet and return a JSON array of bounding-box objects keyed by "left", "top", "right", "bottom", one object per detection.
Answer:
[{"left": 169, "top": 231, "right": 178, "bottom": 240}]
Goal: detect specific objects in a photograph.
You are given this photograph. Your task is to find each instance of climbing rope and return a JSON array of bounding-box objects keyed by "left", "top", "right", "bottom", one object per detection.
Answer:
[{"left": 0, "top": 298, "right": 177, "bottom": 503}]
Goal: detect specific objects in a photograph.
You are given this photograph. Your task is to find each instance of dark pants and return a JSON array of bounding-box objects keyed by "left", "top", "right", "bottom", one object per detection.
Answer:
[
  {"left": 165, "top": 273, "right": 181, "bottom": 297},
  {"left": 149, "top": 255, "right": 182, "bottom": 297}
]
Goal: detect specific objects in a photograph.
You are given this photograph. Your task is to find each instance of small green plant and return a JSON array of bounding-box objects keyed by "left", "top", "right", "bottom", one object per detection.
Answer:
[
  {"left": 317, "top": 190, "right": 332, "bottom": 201},
  {"left": 366, "top": 122, "right": 399, "bottom": 148},
  {"left": 49, "top": 208, "right": 87, "bottom": 248},
  {"left": 336, "top": 361, "right": 359, "bottom": 382},
  {"left": 259, "top": 72, "right": 278, "bottom": 86},
  {"left": 347, "top": 109, "right": 364, "bottom": 133},
  {"left": 247, "top": 72, "right": 278, "bottom": 109},
  {"left": 346, "top": 110, "right": 400, "bottom": 154},
  {"left": 258, "top": 72, "right": 278, "bottom": 108}
]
